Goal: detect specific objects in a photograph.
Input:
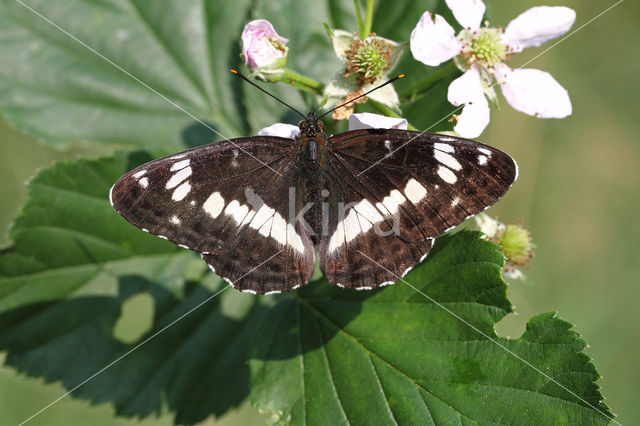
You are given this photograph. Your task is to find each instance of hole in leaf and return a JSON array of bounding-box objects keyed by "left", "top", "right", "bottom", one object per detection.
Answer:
[
  {"left": 494, "top": 312, "right": 527, "bottom": 339},
  {"left": 113, "top": 292, "right": 154, "bottom": 344}
]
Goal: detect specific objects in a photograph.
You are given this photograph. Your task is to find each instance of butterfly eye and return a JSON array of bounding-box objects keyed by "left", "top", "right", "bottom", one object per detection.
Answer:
[{"left": 298, "top": 121, "right": 308, "bottom": 131}]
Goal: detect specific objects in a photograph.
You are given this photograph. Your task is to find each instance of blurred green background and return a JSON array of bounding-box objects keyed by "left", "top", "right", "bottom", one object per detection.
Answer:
[{"left": 1, "top": 0, "right": 637, "bottom": 424}]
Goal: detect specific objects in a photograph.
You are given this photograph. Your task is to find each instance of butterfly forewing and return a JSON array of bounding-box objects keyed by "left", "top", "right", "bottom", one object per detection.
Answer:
[
  {"left": 317, "top": 129, "right": 517, "bottom": 289},
  {"left": 110, "top": 137, "right": 315, "bottom": 294}
]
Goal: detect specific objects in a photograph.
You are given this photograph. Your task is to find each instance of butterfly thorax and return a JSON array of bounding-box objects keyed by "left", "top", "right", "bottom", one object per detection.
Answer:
[{"left": 297, "top": 114, "right": 331, "bottom": 242}]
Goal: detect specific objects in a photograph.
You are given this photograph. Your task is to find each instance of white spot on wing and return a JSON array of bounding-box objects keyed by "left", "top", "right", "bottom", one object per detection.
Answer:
[
  {"left": 170, "top": 159, "right": 190, "bottom": 171},
  {"left": 240, "top": 210, "right": 257, "bottom": 227},
  {"left": 270, "top": 213, "right": 287, "bottom": 246},
  {"left": 434, "top": 142, "right": 455, "bottom": 153},
  {"left": 478, "top": 147, "right": 492, "bottom": 156},
  {"left": 355, "top": 286, "right": 372, "bottom": 291},
  {"left": 166, "top": 167, "right": 192, "bottom": 189},
  {"left": 328, "top": 220, "right": 346, "bottom": 253},
  {"left": 478, "top": 155, "right": 488, "bottom": 165},
  {"left": 390, "top": 189, "right": 406, "bottom": 205},
  {"left": 132, "top": 170, "right": 146, "bottom": 178},
  {"left": 224, "top": 200, "right": 249, "bottom": 224},
  {"left": 109, "top": 185, "right": 115, "bottom": 207},
  {"left": 286, "top": 223, "right": 305, "bottom": 254},
  {"left": 241, "top": 289, "right": 257, "bottom": 295},
  {"left": 434, "top": 150, "right": 462, "bottom": 171},
  {"left": 171, "top": 215, "right": 180, "bottom": 224},
  {"left": 343, "top": 210, "right": 361, "bottom": 243},
  {"left": 404, "top": 179, "right": 427, "bottom": 204},
  {"left": 437, "top": 165, "right": 457, "bottom": 184},
  {"left": 250, "top": 204, "right": 276, "bottom": 230},
  {"left": 139, "top": 177, "right": 149, "bottom": 188},
  {"left": 172, "top": 181, "right": 191, "bottom": 201},
  {"left": 450, "top": 197, "right": 460, "bottom": 207},
  {"left": 355, "top": 199, "right": 384, "bottom": 224},
  {"left": 203, "top": 192, "right": 225, "bottom": 218}
]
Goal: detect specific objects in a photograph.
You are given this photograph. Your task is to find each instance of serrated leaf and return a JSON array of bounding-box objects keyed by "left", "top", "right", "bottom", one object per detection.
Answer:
[
  {"left": 0, "top": 153, "right": 274, "bottom": 424},
  {"left": 0, "top": 0, "right": 463, "bottom": 150},
  {"left": 250, "top": 231, "right": 613, "bottom": 425}
]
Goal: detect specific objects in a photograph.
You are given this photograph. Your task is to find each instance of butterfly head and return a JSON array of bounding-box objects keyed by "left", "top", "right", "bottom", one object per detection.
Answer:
[{"left": 299, "top": 112, "right": 324, "bottom": 136}]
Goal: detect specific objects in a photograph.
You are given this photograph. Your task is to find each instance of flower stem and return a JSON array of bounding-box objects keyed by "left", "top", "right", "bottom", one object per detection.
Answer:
[
  {"left": 281, "top": 69, "right": 325, "bottom": 95},
  {"left": 363, "top": 0, "right": 374, "bottom": 39},
  {"left": 368, "top": 100, "right": 418, "bottom": 131},
  {"left": 354, "top": 0, "right": 365, "bottom": 39},
  {"left": 399, "top": 62, "right": 458, "bottom": 100}
]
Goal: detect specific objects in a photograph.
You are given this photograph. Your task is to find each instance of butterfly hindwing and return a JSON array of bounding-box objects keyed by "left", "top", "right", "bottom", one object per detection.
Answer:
[
  {"left": 318, "top": 129, "right": 517, "bottom": 289},
  {"left": 110, "top": 137, "right": 315, "bottom": 294}
]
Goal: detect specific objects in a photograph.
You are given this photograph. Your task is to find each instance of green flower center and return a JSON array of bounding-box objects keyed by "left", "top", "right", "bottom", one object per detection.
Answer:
[
  {"left": 344, "top": 37, "right": 391, "bottom": 85},
  {"left": 496, "top": 224, "right": 534, "bottom": 266},
  {"left": 459, "top": 27, "right": 507, "bottom": 69}
]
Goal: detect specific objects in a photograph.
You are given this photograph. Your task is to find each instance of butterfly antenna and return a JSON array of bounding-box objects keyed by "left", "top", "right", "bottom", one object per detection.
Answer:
[
  {"left": 317, "top": 74, "right": 405, "bottom": 120},
  {"left": 230, "top": 69, "right": 307, "bottom": 120}
]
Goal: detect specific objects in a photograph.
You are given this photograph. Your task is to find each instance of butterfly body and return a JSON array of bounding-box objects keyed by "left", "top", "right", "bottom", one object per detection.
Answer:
[{"left": 110, "top": 116, "right": 517, "bottom": 294}]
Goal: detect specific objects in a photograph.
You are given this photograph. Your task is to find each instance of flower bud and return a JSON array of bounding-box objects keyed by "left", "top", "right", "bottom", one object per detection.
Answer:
[
  {"left": 476, "top": 214, "right": 534, "bottom": 279},
  {"left": 241, "top": 19, "right": 288, "bottom": 82}
]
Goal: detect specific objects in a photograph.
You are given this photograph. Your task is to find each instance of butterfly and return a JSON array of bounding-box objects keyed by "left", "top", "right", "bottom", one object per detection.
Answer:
[{"left": 110, "top": 74, "right": 517, "bottom": 295}]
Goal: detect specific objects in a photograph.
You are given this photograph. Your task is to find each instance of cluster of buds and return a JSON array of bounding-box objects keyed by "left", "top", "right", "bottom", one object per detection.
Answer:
[{"left": 476, "top": 214, "right": 535, "bottom": 280}]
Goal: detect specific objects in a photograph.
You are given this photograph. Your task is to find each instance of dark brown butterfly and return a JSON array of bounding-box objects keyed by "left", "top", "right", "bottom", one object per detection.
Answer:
[{"left": 110, "top": 74, "right": 517, "bottom": 294}]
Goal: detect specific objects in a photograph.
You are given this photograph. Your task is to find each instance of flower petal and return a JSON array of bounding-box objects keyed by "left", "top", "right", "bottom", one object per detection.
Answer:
[
  {"left": 348, "top": 113, "right": 408, "bottom": 130},
  {"left": 241, "top": 20, "right": 289, "bottom": 69},
  {"left": 410, "top": 11, "right": 461, "bottom": 66},
  {"left": 445, "top": 0, "right": 486, "bottom": 30},
  {"left": 258, "top": 123, "right": 300, "bottom": 139},
  {"left": 503, "top": 6, "right": 576, "bottom": 52},
  {"left": 454, "top": 98, "right": 490, "bottom": 138},
  {"left": 447, "top": 66, "right": 485, "bottom": 105},
  {"left": 364, "top": 80, "right": 400, "bottom": 109},
  {"left": 475, "top": 213, "right": 506, "bottom": 239},
  {"left": 496, "top": 64, "right": 572, "bottom": 118},
  {"left": 329, "top": 29, "right": 357, "bottom": 62},
  {"left": 503, "top": 268, "right": 524, "bottom": 280}
]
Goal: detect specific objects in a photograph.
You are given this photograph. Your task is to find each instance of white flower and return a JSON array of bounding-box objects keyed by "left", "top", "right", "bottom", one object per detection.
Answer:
[
  {"left": 241, "top": 20, "right": 289, "bottom": 81},
  {"left": 348, "top": 112, "right": 408, "bottom": 130},
  {"left": 258, "top": 123, "right": 300, "bottom": 139},
  {"left": 410, "top": 2, "right": 575, "bottom": 138},
  {"left": 324, "top": 29, "right": 404, "bottom": 118},
  {"left": 475, "top": 213, "right": 506, "bottom": 239},
  {"left": 258, "top": 113, "right": 407, "bottom": 138}
]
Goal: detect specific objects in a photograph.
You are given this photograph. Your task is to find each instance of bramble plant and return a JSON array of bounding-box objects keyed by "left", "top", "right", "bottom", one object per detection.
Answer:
[{"left": 0, "top": 0, "right": 616, "bottom": 425}]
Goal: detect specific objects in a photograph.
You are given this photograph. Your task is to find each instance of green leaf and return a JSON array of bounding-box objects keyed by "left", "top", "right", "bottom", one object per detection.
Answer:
[
  {"left": 0, "top": 0, "right": 463, "bottom": 150},
  {"left": 0, "top": 153, "right": 273, "bottom": 424},
  {"left": 250, "top": 232, "right": 612, "bottom": 425},
  {"left": 0, "top": 0, "right": 342, "bottom": 150}
]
